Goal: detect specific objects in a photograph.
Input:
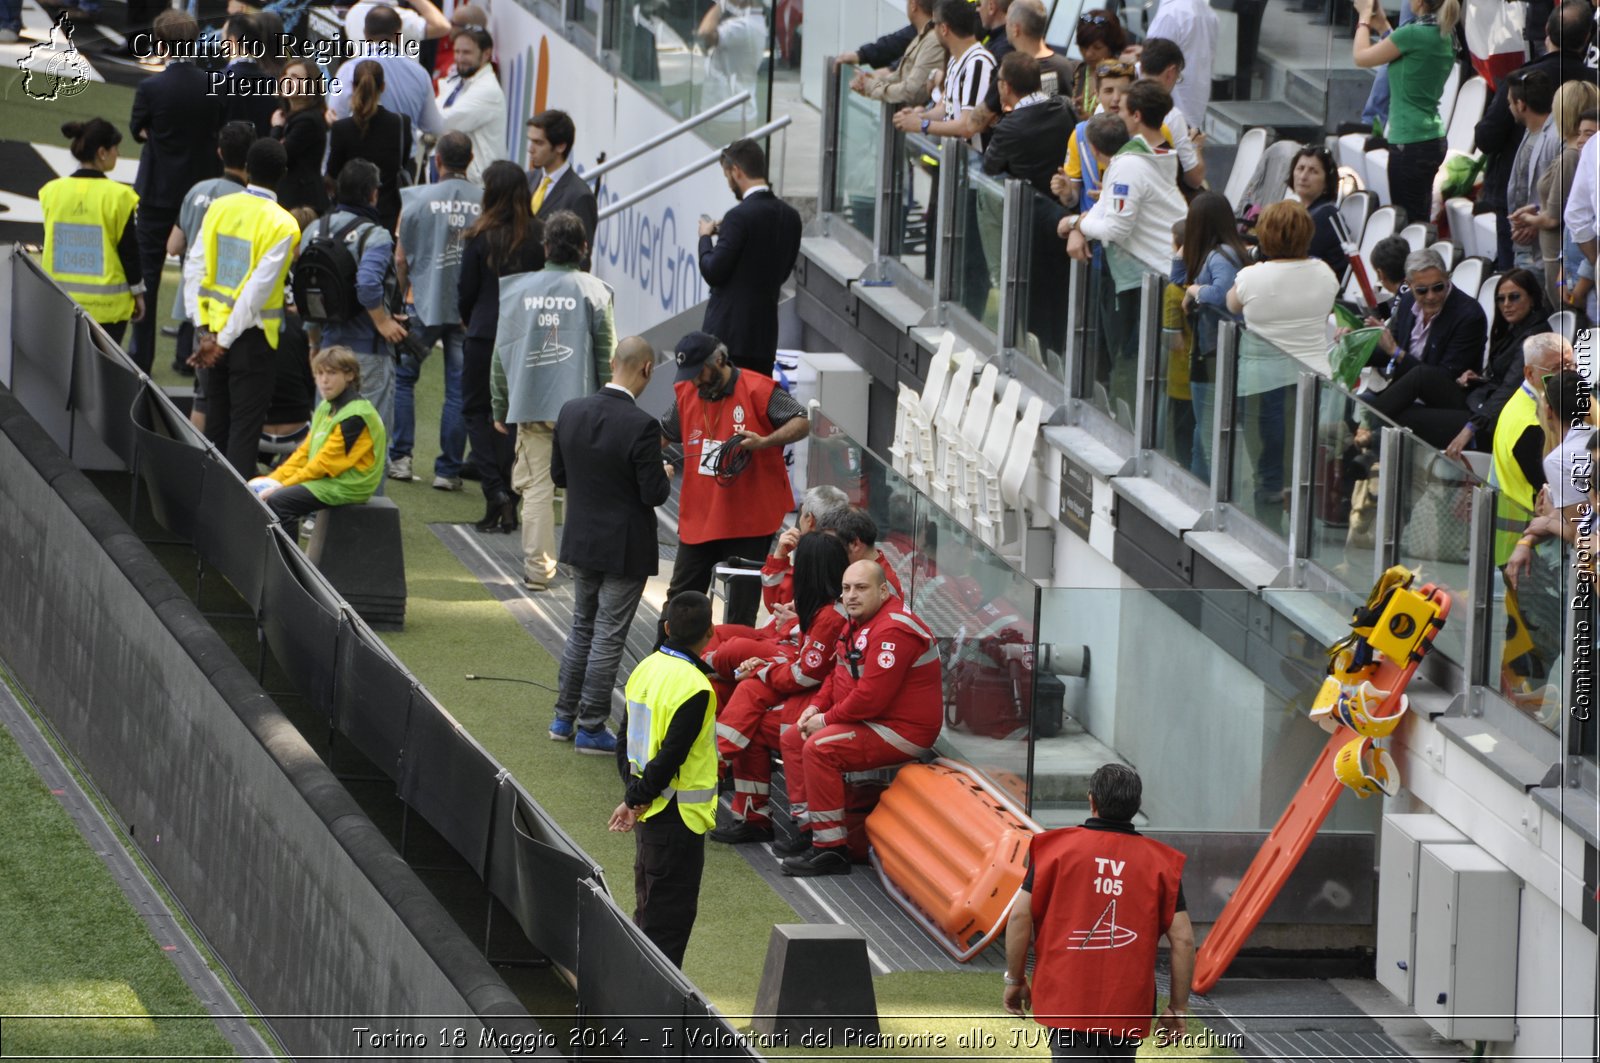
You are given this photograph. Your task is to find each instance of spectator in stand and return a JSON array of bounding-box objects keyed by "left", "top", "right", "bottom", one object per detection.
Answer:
[
  {"left": 167, "top": 122, "right": 256, "bottom": 378},
  {"left": 41, "top": 119, "right": 143, "bottom": 347},
  {"left": 1145, "top": 0, "right": 1217, "bottom": 128},
  {"left": 1565, "top": 122, "right": 1600, "bottom": 323},
  {"left": 431, "top": 4, "right": 488, "bottom": 83},
  {"left": 976, "top": 0, "right": 1013, "bottom": 51},
  {"left": 217, "top": 15, "right": 279, "bottom": 137},
  {"left": 327, "top": 61, "right": 413, "bottom": 232},
  {"left": 1285, "top": 145, "right": 1349, "bottom": 278},
  {"left": 757, "top": 485, "right": 850, "bottom": 612},
  {"left": 128, "top": 9, "right": 221, "bottom": 374},
  {"left": 847, "top": 0, "right": 944, "bottom": 108},
  {"left": 891, "top": 0, "right": 996, "bottom": 144},
  {"left": 301, "top": 159, "right": 406, "bottom": 433},
  {"left": 344, "top": 0, "right": 450, "bottom": 50},
  {"left": 1067, "top": 9, "right": 1128, "bottom": 120},
  {"left": 459, "top": 161, "right": 545, "bottom": 534},
  {"left": 1002, "top": 0, "right": 1073, "bottom": 100},
  {"left": 1351, "top": 0, "right": 1459, "bottom": 230},
  {"left": 272, "top": 58, "right": 330, "bottom": 215},
  {"left": 1367, "top": 234, "right": 1413, "bottom": 320},
  {"left": 659, "top": 331, "right": 810, "bottom": 630},
  {"left": 1054, "top": 60, "right": 1135, "bottom": 216},
  {"left": 1361, "top": 268, "right": 1549, "bottom": 454},
  {"left": 697, "top": 138, "right": 803, "bottom": 377},
  {"left": 1178, "top": 191, "right": 1250, "bottom": 481},
  {"left": 1505, "top": 69, "right": 1560, "bottom": 271},
  {"left": 1365, "top": 248, "right": 1490, "bottom": 395},
  {"left": 1507, "top": 370, "right": 1598, "bottom": 586},
  {"left": 833, "top": 20, "right": 915, "bottom": 73},
  {"left": 491, "top": 211, "right": 616, "bottom": 592},
  {"left": 983, "top": 53, "right": 1077, "bottom": 192},
  {"left": 1138, "top": 39, "right": 1205, "bottom": 193},
  {"left": 392, "top": 131, "right": 480, "bottom": 489},
  {"left": 777, "top": 559, "right": 943, "bottom": 877},
  {"left": 329, "top": 6, "right": 445, "bottom": 141},
  {"left": 549, "top": 337, "right": 671, "bottom": 751},
  {"left": 1227, "top": 201, "right": 1340, "bottom": 515},
  {"left": 1476, "top": 0, "right": 1596, "bottom": 269},
  {"left": 1519, "top": 82, "right": 1600, "bottom": 302},
  {"left": 437, "top": 26, "right": 505, "bottom": 184},
  {"left": 527, "top": 110, "right": 599, "bottom": 263}
]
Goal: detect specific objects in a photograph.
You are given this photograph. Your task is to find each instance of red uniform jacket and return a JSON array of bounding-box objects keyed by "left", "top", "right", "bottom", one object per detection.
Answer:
[
  {"left": 1027, "top": 827, "right": 1186, "bottom": 1038},
  {"left": 760, "top": 547, "right": 905, "bottom": 611},
  {"left": 754, "top": 603, "right": 848, "bottom": 695},
  {"left": 674, "top": 375, "right": 794, "bottom": 545},
  {"left": 815, "top": 598, "right": 943, "bottom": 749}
]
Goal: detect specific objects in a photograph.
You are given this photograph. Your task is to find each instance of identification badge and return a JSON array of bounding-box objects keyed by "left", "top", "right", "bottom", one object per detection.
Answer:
[
  {"left": 697, "top": 438, "right": 727, "bottom": 476},
  {"left": 52, "top": 222, "right": 104, "bottom": 277},
  {"left": 214, "top": 234, "right": 254, "bottom": 290}
]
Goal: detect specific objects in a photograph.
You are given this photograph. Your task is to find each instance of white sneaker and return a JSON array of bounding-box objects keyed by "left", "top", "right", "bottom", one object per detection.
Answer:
[
  {"left": 0, "top": 28, "right": 20, "bottom": 43},
  {"left": 387, "top": 455, "right": 413, "bottom": 481},
  {"left": 432, "top": 474, "right": 462, "bottom": 491}
]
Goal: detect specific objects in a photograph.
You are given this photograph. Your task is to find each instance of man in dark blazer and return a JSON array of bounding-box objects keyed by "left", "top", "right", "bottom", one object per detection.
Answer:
[
  {"left": 1376, "top": 249, "right": 1489, "bottom": 383},
  {"left": 697, "top": 137, "right": 802, "bottom": 376},
  {"left": 548, "top": 335, "right": 672, "bottom": 749},
  {"left": 129, "top": 8, "right": 222, "bottom": 374},
  {"left": 527, "top": 109, "right": 599, "bottom": 265},
  {"left": 217, "top": 15, "right": 280, "bottom": 138}
]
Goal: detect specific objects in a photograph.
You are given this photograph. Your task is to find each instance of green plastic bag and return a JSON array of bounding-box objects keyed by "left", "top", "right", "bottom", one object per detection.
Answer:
[
  {"left": 1438, "top": 153, "right": 1485, "bottom": 201},
  {"left": 1328, "top": 327, "right": 1385, "bottom": 391}
]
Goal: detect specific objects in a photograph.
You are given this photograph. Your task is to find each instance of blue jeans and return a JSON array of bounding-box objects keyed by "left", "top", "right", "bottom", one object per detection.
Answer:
[
  {"left": 556, "top": 566, "right": 649, "bottom": 730},
  {"left": 1241, "top": 385, "right": 1289, "bottom": 502},
  {"left": 1190, "top": 379, "right": 1214, "bottom": 482},
  {"left": 0, "top": 0, "right": 21, "bottom": 32},
  {"left": 1360, "top": 3, "right": 1415, "bottom": 129},
  {"left": 392, "top": 322, "right": 466, "bottom": 478}
]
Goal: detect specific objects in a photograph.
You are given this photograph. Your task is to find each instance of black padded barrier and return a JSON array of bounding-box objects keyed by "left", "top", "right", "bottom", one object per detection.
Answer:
[
  {"left": 575, "top": 878, "right": 698, "bottom": 1060},
  {"left": 0, "top": 386, "right": 548, "bottom": 1059},
  {"left": 192, "top": 451, "right": 272, "bottom": 612},
  {"left": 131, "top": 386, "right": 207, "bottom": 539},
  {"left": 69, "top": 333, "right": 142, "bottom": 467},
  {"left": 399, "top": 694, "right": 500, "bottom": 877},
  {"left": 260, "top": 527, "right": 344, "bottom": 719},
  {"left": 490, "top": 815, "right": 595, "bottom": 974},
  {"left": 333, "top": 621, "right": 416, "bottom": 777},
  {"left": 9, "top": 259, "right": 79, "bottom": 445}
]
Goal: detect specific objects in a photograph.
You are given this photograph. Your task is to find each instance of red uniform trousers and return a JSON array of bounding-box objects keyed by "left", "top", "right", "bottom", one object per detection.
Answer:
[
  {"left": 779, "top": 721, "right": 925, "bottom": 849},
  {"left": 715, "top": 678, "right": 806, "bottom": 827}
]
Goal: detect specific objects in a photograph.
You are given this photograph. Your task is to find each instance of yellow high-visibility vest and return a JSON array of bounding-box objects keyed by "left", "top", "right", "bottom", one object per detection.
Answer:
[
  {"left": 40, "top": 175, "right": 139, "bottom": 324},
  {"left": 623, "top": 649, "right": 717, "bottom": 833},
  {"left": 196, "top": 190, "right": 299, "bottom": 348},
  {"left": 1491, "top": 383, "right": 1541, "bottom": 566}
]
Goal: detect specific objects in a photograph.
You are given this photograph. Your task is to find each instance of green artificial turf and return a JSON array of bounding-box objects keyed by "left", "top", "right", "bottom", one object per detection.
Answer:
[
  {"left": 0, "top": 701, "right": 239, "bottom": 1058},
  {"left": 1, "top": 75, "right": 141, "bottom": 164}
]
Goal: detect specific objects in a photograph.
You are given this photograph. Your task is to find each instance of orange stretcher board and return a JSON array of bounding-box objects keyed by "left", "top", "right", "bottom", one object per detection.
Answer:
[{"left": 1192, "top": 582, "right": 1450, "bottom": 994}]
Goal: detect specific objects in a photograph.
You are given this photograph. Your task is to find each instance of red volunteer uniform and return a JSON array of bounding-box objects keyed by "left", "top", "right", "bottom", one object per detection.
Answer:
[
  {"left": 781, "top": 599, "right": 943, "bottom": 849},
  {"left": 674, "top": 373, "right": 794, "bottom": 545},
  {"left": 760, "top": 547, "right": 905, "bottom": 612},
  {"left": 1027, "top": 827, "right": 1186, "bottom": 1038},
  {"left": 714, "top": 604, "right": 848, "bottom": 828}
]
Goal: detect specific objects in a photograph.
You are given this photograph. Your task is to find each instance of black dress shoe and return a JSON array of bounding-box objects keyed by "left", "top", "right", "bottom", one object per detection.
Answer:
[
  {"left": 781, "top": 846, "right": 851, "bottom": 877},
  {"left": 772, "top": 831, "right": 813, "bottom": 857},
  {"left": 709, "top": 821, "right": 774, "bottom": 845},
  {"left": 473, "top": 493, "right": 511, "bottom": 532},
  {"left": 499, "top": 496, "right": 519, "bottom": 530}
]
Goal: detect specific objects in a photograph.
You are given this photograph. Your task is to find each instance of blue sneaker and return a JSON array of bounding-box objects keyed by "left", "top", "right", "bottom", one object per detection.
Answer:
[
  {"left": 575, "top": 727, "right": 618, "bottom": 755},
  {"left": 548, "top": 718, "right": 575, "bottom": 741}
]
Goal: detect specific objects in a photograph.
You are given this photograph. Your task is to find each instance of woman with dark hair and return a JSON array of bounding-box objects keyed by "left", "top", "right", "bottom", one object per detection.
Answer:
[
  {"left": 1179, "top": 191, "right": 1251, "bottom": 479},
  {"left": 1361, "top": 268, "right": 1550, "bottom": 453},
  {"left": 458, "top": 160, "right": 545, "bottom": 534},
  {"left": 273, "top": 58, "right": 329, "bottom": 214},
  {"left": 40, "top": 118, "right": 143, "bottom": 344},
  {"left": 1285, "top": 145, "right": 1348, "bottom": 277},
  {"left": 1067, "top": 9, "right": 1128, "bottom": 119},
  {"left": 707, "top": 532, "right": 852, "bottom": 846},
  {"left": 326, "top": 60, "right": 411, "bottom": 231}
]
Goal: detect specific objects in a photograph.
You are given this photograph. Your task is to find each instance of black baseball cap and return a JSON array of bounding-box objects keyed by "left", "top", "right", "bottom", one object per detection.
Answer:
[{"left": 674, "top": 331, "right": 722, "bottom": 381}]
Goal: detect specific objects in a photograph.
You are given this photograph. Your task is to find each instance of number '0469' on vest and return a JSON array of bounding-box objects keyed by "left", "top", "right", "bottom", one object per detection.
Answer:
[
  {"left": 40, "top": 175, "right": 140, "bottom": 324},
  {"left": 673, "top": 374, "right": 795, "bottom": 545},
  {"left": 1027, "top": 827, "right": 1186, "bottom": 1038}
]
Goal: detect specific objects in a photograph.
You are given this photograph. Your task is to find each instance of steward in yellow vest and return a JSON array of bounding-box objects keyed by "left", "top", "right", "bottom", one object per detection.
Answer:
[
  {"left": 39, "top": 119, "right": 144, "bottom": 337},
  {"left": 1491, "top": 336, "right": 1571, "bottom": 565},
  {"left": 609, "top": 592, "right": 718, "bottom": 969}
]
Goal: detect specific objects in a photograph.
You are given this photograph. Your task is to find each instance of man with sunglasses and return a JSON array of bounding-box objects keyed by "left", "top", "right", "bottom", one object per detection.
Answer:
[
  {"left": 776, "top": 559, "right": 943, "bottom": 877},
  {"left": 1369, "top": 249, "right": 1488, "bottom": 391}
]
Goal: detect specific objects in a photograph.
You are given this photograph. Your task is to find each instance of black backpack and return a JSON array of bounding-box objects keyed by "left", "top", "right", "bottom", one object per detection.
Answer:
[{"left": 292, "top": 214, "right": 379, "bottom": 324}]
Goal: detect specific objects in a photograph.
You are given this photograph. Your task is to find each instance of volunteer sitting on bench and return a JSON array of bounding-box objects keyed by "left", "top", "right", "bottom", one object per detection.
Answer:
[
  {"left": 777, "top": 559, "right": 943, "bottom": 877},
  {"left": 757, "top": 484, "right": 849, "bottom": 612},
  {"left": 250, "top": 345, "right": 387, "bottom": 529}
]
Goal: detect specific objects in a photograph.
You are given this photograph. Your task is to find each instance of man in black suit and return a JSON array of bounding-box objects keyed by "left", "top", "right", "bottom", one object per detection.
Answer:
[
  {"left": 216, "top": 15, "right": 280, "bottom": 138},
  {"left": 697, "top": 137, "right": 802, "bottom": 376},
  {"left": 527, "top": 109, "right": 599, "bottom": 263},
  {"left": 548, "top": 336, "right": 672, "bottom": 749},
  {"left": 129, "top": 9, "right": 223, "bottom": 374}
]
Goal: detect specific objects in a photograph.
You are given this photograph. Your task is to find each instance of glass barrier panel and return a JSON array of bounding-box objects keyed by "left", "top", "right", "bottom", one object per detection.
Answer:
[
  {"left": 832, "top": 64, "right": 884, "bottom": 240},
  {"left": 1307, "top": 376, "right": 1396, "bottom": 597},
  {"left": 1489, "top": 508, "right": 1568, "bottom": 733},
  {"left": 1390, "top": 431, "right": 1480, "bottom": 667},
  {"left": 569, "top": 0, "right": 600, "bottom": 37},
  {"left": 952, "top": 153, "right": 1004, "bottom": 334},
  {"left": 1084, "top": 256, "right": 1135, "bottom": 429},
  {"left": 1146, "top": 268, "right": 1205, "bottom": 480},
  {"left": 1013, "top": 182, "right": 1070, "bottom": 377},
  {"left": 1228, "top": 330, "right": 1305, "bottom": 534},
  {"left": 1035, "top": 586, "right": 1380, "bottom": 833},
  {"left": 603, "top": 0, "right": 770, "bottom": 138},
  {"left": 889, "top": 132, "right": 938, "bottom": 282},
  {"left": 908, "top": 498, "right": 1040, "bottom": 813}
]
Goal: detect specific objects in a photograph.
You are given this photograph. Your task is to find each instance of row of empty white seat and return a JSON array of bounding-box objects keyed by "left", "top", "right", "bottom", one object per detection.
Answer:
[{"left": 888, "top": 334, "right": 1045, "bottom": 552}]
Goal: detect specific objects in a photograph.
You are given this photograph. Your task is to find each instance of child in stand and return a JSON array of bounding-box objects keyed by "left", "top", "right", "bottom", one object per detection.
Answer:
[
  {"left": 1164, "top": 219, "right": 1195, "bottom": 470},
  {"left": 250, "top": 346, "right": 386, "bottom": 532}
]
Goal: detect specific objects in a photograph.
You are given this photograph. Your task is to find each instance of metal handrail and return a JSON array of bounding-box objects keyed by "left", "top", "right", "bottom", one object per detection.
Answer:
[
  {"left": 583, "top": 92, "right": 754, "bottom": 183},
  {"left": 596, "top": 115, "right": 793, "bottom": 221}
]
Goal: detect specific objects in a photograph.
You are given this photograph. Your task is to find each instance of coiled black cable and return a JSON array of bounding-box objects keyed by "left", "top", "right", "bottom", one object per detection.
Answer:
[{"left": 711, "top": 436, "right": 753, "bottom": 485}]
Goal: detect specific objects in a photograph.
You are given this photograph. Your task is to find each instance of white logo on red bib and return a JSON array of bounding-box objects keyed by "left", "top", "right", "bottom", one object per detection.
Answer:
[{"left": 733, "top": 404, "right": 746, "bottom": 429}]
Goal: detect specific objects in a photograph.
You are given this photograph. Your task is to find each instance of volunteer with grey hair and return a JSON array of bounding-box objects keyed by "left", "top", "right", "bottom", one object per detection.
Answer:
[{"left": 759, "top": 484, "right": 851, "bottom": 611}]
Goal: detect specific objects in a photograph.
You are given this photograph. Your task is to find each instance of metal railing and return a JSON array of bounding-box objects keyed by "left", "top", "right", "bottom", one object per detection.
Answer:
[
  {"left": 597, "top": 114, "right": 793, "bottom": 221},
  {"left": 584, "top": 91, "right": 753, "bottom": 184}
]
